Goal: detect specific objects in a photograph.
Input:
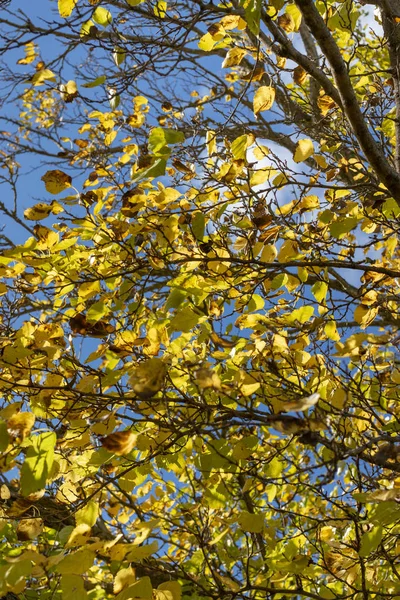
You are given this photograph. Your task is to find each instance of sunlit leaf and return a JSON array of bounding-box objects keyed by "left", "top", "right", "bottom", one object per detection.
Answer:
[{"left": 253, "top": 86, "right": 275, "bottom": 114}]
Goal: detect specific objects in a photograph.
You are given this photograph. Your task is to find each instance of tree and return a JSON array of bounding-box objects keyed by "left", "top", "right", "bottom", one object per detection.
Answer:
[{"left": 0, "top": 0, "right": 400, "bottom": 597}]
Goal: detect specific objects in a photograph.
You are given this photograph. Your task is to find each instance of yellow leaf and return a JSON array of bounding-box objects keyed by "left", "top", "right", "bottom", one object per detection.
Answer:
[
  {"left": 324, "top": 320, "right": 340, "bottom": 341},
  {"left": 31, "top": 68, "right": 56, "bottom": 86},
  {"left": 285, "top": 4, "right": 302, "bottom": 30},
  {"left": 220, "top": 15, "right": 246, "bottom": 30},
  {"left": 114, "top": 566, "right": 136, "bottom": 594},
  {"left": 293, "top": 66, "right": 308, "bottom": 84},
  {"left": 277, "top": 239, "right": 300, "bottom": 262},
  {"left": 238, "top": 511, "right": 264, "bottom": 533},
  {"left": 253, "top": 86, "right": 275, "bottom": 115},
  {"left": 116, "top": 577, "right": 153, "bottom": 600},
  {"left": 314, "top": 154, "right": 328, "bottom": 169},
  {"left": 24, "top": 203, "right": 52, "bottom": 221},
  {"left": 198, "top": 33, "right": 215, "bottom": 51},
  {"left": 17, "top": 42, "right": 37, "bottom": 65},
  {"left": 41, "top": 170, "right": 72, "bottom": 194},
  {"left": 56, "top": 548, "right": 95, "bottom": 575},
  {"left": 158, "top": 582, "right": 182, "bottom": 600},
  {"left": 222, "top": 47, "right": 247, "bottom": 68},
  {"left": 206, "top": 130, "right": 217, "bottom": 156},
  {"left": 65, "top": 524, "right": 92, "bottom": 548},
  {"left": 105, "top": 129, "right": 117, "bottom": 146},
  {"left": 75, "top": 500, "right": 99, "bottom": 528},
  {"left": 260, "top": 244, "right": 277, "bottom": 262},
  {"left": 360, "top": 290, "right": 378, "bottom": 306},
  {"left": 154, "top": 0, "right": 167, "bottom": 18},
  {"left": 93, "top": 6, "right": 113, "bottom": 26},
  {"left": 250, "top": 167, "right": 277, "bottom": 186},
  {"left": 318, "top": 93, "right": 336, "bottom": 116},
  {"left": 298, "top": 195, "right": 319, "bottom": 212},
  {"left": 277, "top": 13, "right": 295, "bottom": 32},
  {"left": 65, "top": 80, "right": 77, "bottom": 94},
  {"left": 7, "top": 412, "right": 35, "bottom": 439},
  {"left": 293, "top": 139, "right": 314, "bottom": 163},
  {"left": 58, "top": 0, "right": 78, "bottom": 17},
  {"left": 354, "top": 304, "right": 378, "bottom": 329}
]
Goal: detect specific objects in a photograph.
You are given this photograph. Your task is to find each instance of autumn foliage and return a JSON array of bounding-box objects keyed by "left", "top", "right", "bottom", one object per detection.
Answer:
[{"left": 1, "top": 0, "right": 400, "bottom": 598}]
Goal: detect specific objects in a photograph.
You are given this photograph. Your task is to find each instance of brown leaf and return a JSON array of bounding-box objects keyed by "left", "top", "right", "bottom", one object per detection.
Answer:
[
  {"left": 293, "top": 66, "right": 308, "bottom": 85},
  {"left": 252, "top": 203, "right": 273, "bottom": 229},
  {"left": 101, "top": 431, "right": 136, "bottom": 455},
  {"left": 17, "top": 517, "right": 44, "bottom": 540},
  {"left": 69, "top": 313, "right": 114, "bottom": 337},
  {"left": 277, "top": 13, "right": 295, "bottom": 32}
]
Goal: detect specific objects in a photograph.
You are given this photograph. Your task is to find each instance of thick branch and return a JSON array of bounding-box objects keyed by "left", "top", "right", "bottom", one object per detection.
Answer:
[
  {"left": 380, "top": 0, "right": 400, "bottom": 172},
  {"left": 295, "top": 0, "right": 400, "bottom": 201}
]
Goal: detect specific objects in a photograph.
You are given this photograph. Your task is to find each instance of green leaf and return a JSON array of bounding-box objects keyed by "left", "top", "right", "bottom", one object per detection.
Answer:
[
  {"left": 266, "top": 457, "right": 282, "bottom": 478},
  {"left": 238, "top": 511, "right": 264, "bottom": 533},
  {"left": 271, "top": 273, "right": 288, "bottom": 290},
  {"left": 329, "top": 217, "right": 358, "bottom": 239},
  {"left": 382, "top": 198, "right": 400, "bottom": 218},
  {"left": 166, "top": 288, "right": 187, "bottom": 310},
  {"left": 170, "top": 307, "right": 200, "bottom": 332},
  {"left": 0, "top": 419, "right": 10, "bottom": 452},
  {"left": 192, "top": 212, "right": 205, "bottom": 240},
  {"left": 82, "top": 75, "right": 106, "bottom": 88},
  {"left": 241, "top": 0, "right": 262, "bottom": 35},
  {"left": 148, "top": 128, "right": 184, "bottom": 155},
  {"left": 368, "top": 501, "right": 400, "bottom": 526},
  {"left": 61, "top": 575, "right": 88, "bottom": 600},
  {"left": 20, "top": 432, "right": 56, "bottom": 496},
  {"left": 359, "top": 525, "right": 383, "bottom": 557},
  {"left": 86, "top": 300, "right": 109, "bottom": 322},
  {"left": 131, "top": 158, "right": 167, "bottom": 182},
  {"left": 56, "top": 548, "right": 96, "bottom": 575}
]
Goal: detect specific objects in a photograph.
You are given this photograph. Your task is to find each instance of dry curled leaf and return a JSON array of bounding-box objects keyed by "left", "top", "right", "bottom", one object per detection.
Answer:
[
  {"left": 281, "top": 392, "right": 320, "bottom": 413},
  {"left": 277, "top": 13, "right": 295, "bottom": 32},
  {"left": 293, "top": 66, "right": 308, "bottom": 85},
  {"left": 130, "top": 357, "right": 167, "bottom": 399},
  {"left": 69, "top": 313, "right": 115, "bottom": 337},
  {"left": 101, "top": 431, "right": 136, "bottom": 455},
  {"left": 17, "top": 517, "right": 44, "bottom": 541}
]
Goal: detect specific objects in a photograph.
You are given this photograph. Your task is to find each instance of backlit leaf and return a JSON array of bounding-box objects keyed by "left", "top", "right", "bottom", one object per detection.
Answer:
[{"left": 253, "top": 86, "right": 275, "bottom": 114}]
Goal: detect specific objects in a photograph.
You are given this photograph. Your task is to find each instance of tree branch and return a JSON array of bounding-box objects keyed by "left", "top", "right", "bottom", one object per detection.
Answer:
[{"left": 295, "top": 0, "right": 400, "bottom": 201}]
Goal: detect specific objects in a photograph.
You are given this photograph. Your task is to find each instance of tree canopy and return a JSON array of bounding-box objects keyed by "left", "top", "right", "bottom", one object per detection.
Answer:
[{"left": 1, "top": 0, "right": 400, "bottom": 598}]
